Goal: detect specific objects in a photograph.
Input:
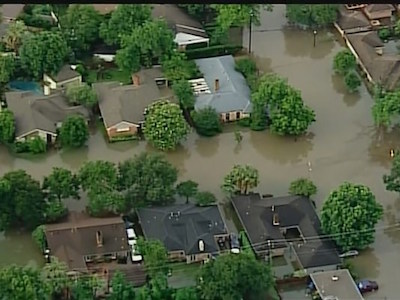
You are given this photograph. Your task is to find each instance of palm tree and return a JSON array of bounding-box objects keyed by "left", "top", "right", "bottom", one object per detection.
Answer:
[
  {"left": 4, "top": 20, "right": 28, "bottom": 53},
  {"left": 222, "top": 164, "right": 259, "bottom": 195}
]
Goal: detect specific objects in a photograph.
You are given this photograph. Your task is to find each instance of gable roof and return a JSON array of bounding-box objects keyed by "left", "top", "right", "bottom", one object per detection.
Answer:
[
  {"left": 337, "top": 5, "right": 371, "bottom": 31},
  {"left": 347, "top": 31, "right": 400, "bottom": 90},
  {"left": 93, "top": 67, "right": 173, "bottom": 128},
  {"left": 232, "top": 194, "right": 341, "bottom": 269},
  {"left": 363, "top": 4, "right": 394, "bottom": 19},
  {"left": 45, "top": 212, "right": 129, "bottom": 270},
  {"left": 46, "top": 65, "right": 81, "bottom": 83},
  {"left": 137, "top": 204, "right": 227, "bottom": 255},
  {"left": 151, "top": 4, "right": 208, "bottom": 38},
  {"left": 193, "top": 55, "right": 252, "bottom": 113},
  {"left": 5, "top": 91, "right": 89, "bottom": 138}
]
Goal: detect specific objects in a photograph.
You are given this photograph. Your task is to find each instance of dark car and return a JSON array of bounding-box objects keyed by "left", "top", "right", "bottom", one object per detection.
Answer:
[{"left": 357, "top": 280, "right": 379, "bottom": 293}]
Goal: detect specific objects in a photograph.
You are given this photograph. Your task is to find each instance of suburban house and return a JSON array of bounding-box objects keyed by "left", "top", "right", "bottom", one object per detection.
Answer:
[
  {"left": 231, "top": 193, "right": 341, "bottom": 274},
  {"left": 5, "top": 91, "right": 89, "bottom": 143},
  {"left": 362, "top": 4, "right": 395, "bottom": 26},
  {"left": 93, "top": 67, "right": 174, "bottom": 141},
  {"left": 44, "top": 212, "right": 130, "bottom": 272},
  {"left": 0, "top": 4, "right": 24, "bottom": 24},
  {"left": 344, "top": 30, "right": 400, "bottom": 90},
  {"left": 310, "top": 269, "right": 364, "bottom": 300},
  {"left": 152, "top": 4, "right": 209, "bottom": 50},
  {"left": 334, "top": 5, "right": 371, "bottom": 36},
  {"left": 43, "top": 64, "right": 82, "bottom": 95},
  {"left": 190, "top": 55, "right": 252, "bottom": 122},
  {"left": 137, "top": 204, "right": 229, "bottom": 264}
]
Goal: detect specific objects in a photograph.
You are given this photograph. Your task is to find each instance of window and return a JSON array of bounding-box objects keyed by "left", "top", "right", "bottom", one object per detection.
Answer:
[
  {"left": 225, "top": 113, "right": 230, "bottom": 121},
  {"left": 236, "top": 111, "right": 241, "bottom": 120},
  {"left": 116, "top": 127, "right": 130, "bottom": 133}
]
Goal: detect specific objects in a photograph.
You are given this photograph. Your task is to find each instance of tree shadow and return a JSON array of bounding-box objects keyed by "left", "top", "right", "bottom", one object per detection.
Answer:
[{"left": 331, "top": 74, "right": 361, "bottom": 107}]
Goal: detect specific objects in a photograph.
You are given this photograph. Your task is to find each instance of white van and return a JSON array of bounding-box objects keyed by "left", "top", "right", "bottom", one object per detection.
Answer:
[{"left": 126, "top": 228, "right": 137, "bottom": 241}]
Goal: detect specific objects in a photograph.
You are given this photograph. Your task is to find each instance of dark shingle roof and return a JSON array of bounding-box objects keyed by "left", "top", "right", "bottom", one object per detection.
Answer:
[
  {"left": 337, "top": 6, "right": 371, "bottom": 31},
  {"left": 48, "top": 65, "right": 81, "bottom": 83},
  {"left": 363, "top": 4, "right": 395, "bottom": 20},
  {"left": 137, "top": 204, "right": 228, "bottom": 255},
  {"left": 45, "top": 212, "right": 129, "bottom": 270},
  {"left": 232, "top": 194, "right": 341, "bottom": 269},
  {"left": 5, "top": 91, "right": 89, "bottom": 138}
]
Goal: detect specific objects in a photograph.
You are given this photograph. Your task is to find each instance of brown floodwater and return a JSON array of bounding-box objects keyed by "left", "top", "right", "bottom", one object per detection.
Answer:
[{"left": 0, "top": 5, "right": 399, "bottom": 297}]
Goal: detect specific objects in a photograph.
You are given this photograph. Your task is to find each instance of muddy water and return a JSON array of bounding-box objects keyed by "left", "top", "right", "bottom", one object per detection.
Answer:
[{"left": 0, "top": 5, "right": 399, "bottom": 297}]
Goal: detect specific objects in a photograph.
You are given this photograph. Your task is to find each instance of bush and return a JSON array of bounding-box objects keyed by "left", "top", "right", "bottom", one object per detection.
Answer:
[
  {"left": 13, "top": 141, "right": 30, "bottom": 153},
  {"left": 235, "top": 58, "right": 257, "bottom": 79},
  {"left": 238, "top": 117, "right": 251, "bottom": 127},
  {"left": 18, "top": 13, "right": 53, "bottom": 30},
  {"left": 28, "top": 136, "right": 47, "bottom": 154},
  {"left": 195, "top": 191, "right": 217, "bottom": 206},
  {"left": 191, "top": 107, "right": 222, "bottom": 137},
  {"left": 344, "top": 70, "right": 361, "bottom": 93},
  {"left": 32, "top": 225, "right": 46, "bottom": 252},
  {"left": 185, "top": 44, "right": 242, "bottom": 60},
  {"left": 289, "top": 178, "right": 317, "bottom": 197},
  {"left": 378, "top": 28, "right": 391, "bottom": 40}
]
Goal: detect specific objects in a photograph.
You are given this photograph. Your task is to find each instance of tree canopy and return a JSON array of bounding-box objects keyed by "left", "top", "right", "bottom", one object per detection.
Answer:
[
  {"left": 0, "top": 55, "right": 15, "bottom": 85},
  {"left": 176, "top": 180, "right": 198, "bottom": 204},
  {"left": 321, "top": 182, "right": 383, "bottom": 251},
  {"left": 191, "top": 107, "right": 222, "bottom": 137},
  {"left": 59, "top": 115, "right": 89, "bottom": 148},
  {"left": 333, "top": 49, "right": 356, "bottom": 76},
  {"left": 19, "top": 30, "right": 69, "bottom": 79},
  {"left": 222, "top": 164, "right": 259, "bottom": 195},
  {"left": 0, "top": 109, "right": 15, "bottom": 143},
  {"left": 66, "top": 83, "right": 98, "bottom": 108},
  {"left": 137, "top": 237, "right": 169, "bottom": 278},
  {"left": 195, "top": 191, "right": 217, "bottom": 206},
  {"left": 115, "top": 45, "right": 141, "bottom": 74},
  {"left": 372, "top": 90, "right": 400, "bottom": 127},
  {"left": 289, "top": 178, "right": 317, "bottom": 197},
  {"left": 162, "top": 52, "right": 199, "bottom": 83},
  {"left": 198, "top": 253, "right": 273, "bottom": 300},
  {"left": 143, "top": 100, "right": 190, "bottom": 151},
  {"left": 286, "top": 4, "right": 339, "bottom": 27},
  {"left": 108, "top": 271, "right": 136, "bottom": 300},
  {"left": 4, "top": 20, "right": 29, "bottom": 53},
  {"left": 344, "top": 70, "right": 361, "bottom": 93},
  {"left": 172, "top": 79, "right": 196, "bottom": 110},
  {"left": 383, "top": 151, "right": 400, "bottom": 193},
  {"left": 42, "top": 167, "right": 80, "bottom": 202}
]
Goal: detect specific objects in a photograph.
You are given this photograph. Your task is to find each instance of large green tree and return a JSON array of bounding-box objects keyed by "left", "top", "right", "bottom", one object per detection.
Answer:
[
  {"left": 321, "top": 182, "right": 383, "bottom": 251},
  {"left": 108, "top": 271, "right": 136, "bottom": 300},
  {"left": 79, "top": 160, "right": 118, "bottom": 191},
  {"left": 66, "top": 84, "right": 98, "bottom": 108},
  {"left": 59, "top": 115, "right": 89, "bottom": 148},
  {"left": 191, "top": 107, "right": 222, "bottom": 137},
  {"left": 289, "top": 178, "right": 317, "bottom": 197},
  {"left": 60, "top": 4, "right": 102, "bottom": 55},
  {"left": 333, "top": 49, "right": 356, "bottom": 76},
  {"left": 143, "top": 100, "right": 190, "bottom": 151},
  {"left": 115, "top": 45, "right": 141, "bottom": 74},
  {"left": 137, "top": 237, "right": 168, "bottom": 278},
  {"left": 0, "top": 55, "right": 15, "bottom": 85},
  {"left": 383, "top": 151, "right": 400, "bottom": 193},
  {"left": 42, "top": 167, "right": 80, "bottom": 202},
  {"left": 162, "top": 52, "right": 198, "bottom": 83},
  {"left": 87, "top": 186, "right": 126, "bottom": 216},
  {"left": 222, "top": 164, "right": 259, "bottom": 195},
  {"left": 19, "top": 31, "right": 69, "bottom": 79},
  {"left": 176, "top": 180, "right": 199, "bottom": 204},
  {"left": 172, "top": 79, "right": 195, "bottom": 110},
  {"left": 198, "top": 253, "right": 273, "bottom": 300},
  {"left": 286, "top": 4, "right": 339, "bottom": 27},
  {"left": 372, "top": 90, "right": 400, "bottom": 127},
  {"left": 118, "top": 152, "right": 178, "bottom": 207},
  {"left": 41, "top": 257, "right": 70, "bottom": 299},
  {"left": 0, "top": 109, "right": 15, "bottom": 143},
  {"left": 100, "top": 4, "right": 152, "bottom": 46}
]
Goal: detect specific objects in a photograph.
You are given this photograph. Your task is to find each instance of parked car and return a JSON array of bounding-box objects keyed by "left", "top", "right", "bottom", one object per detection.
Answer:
[
  {"left": 339, "top": 250, "right": 359, "bottom": 258},
  {"left": 357, "top": 279, "right": 378, "bottom": 293},
  {"left": 230, "top": 233, "right": 240, "bottom": 254},
  {"left": 130, "top": 239, "right": 143, "bottom": 262},
  {"left": 126, "top": 228, "right": 137, "bottom": 241}
]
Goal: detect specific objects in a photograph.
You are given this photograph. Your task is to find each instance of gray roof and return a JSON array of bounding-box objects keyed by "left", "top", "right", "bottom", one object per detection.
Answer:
[
  {"left": 310, "top": 269, "right": 364, "bottom": 300},
  {"left": 5, "top": 91, "right": 89, "bottom": 138},
  {"left": 194, "top": 55, "right": 252, "bottom": 113},
  {"left": 232, "top": 194, "right": 341, "bottom": 269},
  {"left": 337, "top": 6, "right": 371, "bottom": 31},
  {"left": 152, "top": 4, "right": 208, "bottom": 38},
  {"left": 137, "top": 204, "right": 227, "bottom": 255},
  {"left": 47, "top": 65, "right": 81, "bottom": 83},
  {"left": 363, "top": 4, "right": 394, "bottom": 20}
]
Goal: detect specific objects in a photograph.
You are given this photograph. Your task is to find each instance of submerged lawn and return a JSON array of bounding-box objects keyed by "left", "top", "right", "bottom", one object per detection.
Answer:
[{"left": 87, "top": 68, "right": 132, "bottom": 85}]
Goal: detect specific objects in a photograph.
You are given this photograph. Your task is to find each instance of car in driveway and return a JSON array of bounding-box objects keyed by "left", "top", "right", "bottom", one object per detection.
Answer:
[
  {"left": 130, "top": 239, "right": 143, "bottom": 263},
  {"left": 357, "top": 279, "right": 378, "bottom": 293},
  {"left": 339, "top": 250, "right": 359, "bottom": 258},
  {"left": 230, "top": 233, "right": 240, "bottom": 254},
  {"left": 126, "top": 228, "right": 137, "bottom": 241}
]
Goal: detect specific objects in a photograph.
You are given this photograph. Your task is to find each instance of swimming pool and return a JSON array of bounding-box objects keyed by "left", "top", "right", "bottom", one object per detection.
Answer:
[{"left": 9, "top": 81, "right": 43, "bottom": 94}]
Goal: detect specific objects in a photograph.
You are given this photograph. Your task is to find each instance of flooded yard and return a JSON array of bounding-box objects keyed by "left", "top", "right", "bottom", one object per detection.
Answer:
[{"left": 0, "top": 4, "right": 399, "bottom": 298}]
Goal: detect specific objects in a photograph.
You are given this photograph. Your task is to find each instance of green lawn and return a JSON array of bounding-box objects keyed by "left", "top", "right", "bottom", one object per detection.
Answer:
[
  {"left": 168, "top": 262, "right": 201, "bottom": 288},
  {"left": 87, "top": 68, "right": 132, "bottom": 85}
]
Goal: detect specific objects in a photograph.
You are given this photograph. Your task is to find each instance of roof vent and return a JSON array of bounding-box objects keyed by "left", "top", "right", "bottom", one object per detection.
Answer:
[
  {"left": 199, "top": 240, "right": 205, "bottom": 252},
  {"left": 271, "top": 205, "right": 275, "bottom": 212},
  {"left": 331, "top": 275, "right": 339, "bottom": 281},
  {"left": 273, "top": 213, "right": 279, "bottom": 226},
  {"left": 371, "top": 20, "right": 380, "bottom": 26},
  {"left": 96, "top": 230, "right": 103, "bottom": 247}
]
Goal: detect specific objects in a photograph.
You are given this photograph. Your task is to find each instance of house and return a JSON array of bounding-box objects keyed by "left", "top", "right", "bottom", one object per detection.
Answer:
[
  {"left": 345, "top": 30, "right": 400, "bottom": 90},
  {"left": 0, "top": 4, "right": 24, "bottom": 24},
  {"left": 93, "top": 67, "right": 174, "bottom": 141},
  {"left": 152, "top": 4, "right": 209, "bottom": 50},
  {"left": 334, "top": 5, "right": 371, "bottom": 36},
  {"left": 137, "top": 204, "right": 229, "bottom": 264},
  {"left": 190, "top": 55, "right": 252, "bottom": 122},
  {"left": 310, "top": 269, "right": 364, "bottom": 300},
  {"left": 43, "top": 64, "right": 82, "bottom": 95},
  {"left": 44, "top": 212, "right": 130, "bottom": 272},
  {"left": 231, "top": 193, "right": 341, "bottom": 273},
  {"left": 5, "top": 91, "right": 89, "bottom": 143},
  {"left": 362, "top": 4, "right": 395, "bottom": 26}
]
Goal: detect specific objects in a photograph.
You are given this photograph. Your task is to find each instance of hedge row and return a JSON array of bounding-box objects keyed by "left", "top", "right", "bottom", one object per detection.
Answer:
[{"left": 185, "top": 44, "right": 243, "bottom": 60}]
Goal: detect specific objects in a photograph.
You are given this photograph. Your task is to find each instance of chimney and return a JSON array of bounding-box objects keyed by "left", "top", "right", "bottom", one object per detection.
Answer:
[
  {"left": 132, "top": 74, "right": 140, "bottom": 86},
  {"left": 273, "top": 213, "right": 279, "bottom": 226},
  {"left": 96, "top": 230, "right": 103, "bottom": 247},
  {"left": 214, "top": 79, "right": 219, "bottom": 92},
  {"left": 375, "top": 47, "right": 383, "bottom": 55}
]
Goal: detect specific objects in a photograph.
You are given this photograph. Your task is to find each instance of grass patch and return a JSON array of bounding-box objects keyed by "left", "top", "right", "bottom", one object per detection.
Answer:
[
  {"left": 169, "top": 261, "right": 201, "bottom": 275},
  {"left": 87, "top": 68, "right": 132, "bottom": 85},
  {"left": 239, "top": 231, "right": 256, "bottom": 258}
]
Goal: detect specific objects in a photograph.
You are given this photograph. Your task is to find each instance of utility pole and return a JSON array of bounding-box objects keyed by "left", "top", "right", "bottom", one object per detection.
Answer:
[
  {"left": 248, "top": 10, "right": 254, "bottom": 54},
  {"left": 313, "top": 30, "right": 317, "bottom": 47}
]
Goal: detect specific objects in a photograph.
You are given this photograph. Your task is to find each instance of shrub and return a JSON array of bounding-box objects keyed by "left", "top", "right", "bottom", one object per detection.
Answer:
[
  {"left": 195, "top": 191, "right": 217, "bottom": 206},
  {"left": 238, "top": 117, "right": 251, "bottom": 127},
  {"left": 289, "top": 178, "right": 317, "bottom": 197},
  {"left": 32, "top": 225, "right": 46, "bottom": 252},
  {"left": 28, "top": 136, "right": 47, "bottom": 154},
  {"left": 191, "top": 107, "right": 222, "bottom": 137},
  {"left": 235, "top": 58, "right": 257, "bottom": 79},
  {"left": 344, "top": 70, "right": 361, "bottom": 93}
]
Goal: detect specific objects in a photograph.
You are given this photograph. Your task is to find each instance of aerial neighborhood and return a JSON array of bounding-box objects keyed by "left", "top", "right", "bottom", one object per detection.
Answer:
[{"left": 0, "top": 3, "right": 399, "bottom": 300}]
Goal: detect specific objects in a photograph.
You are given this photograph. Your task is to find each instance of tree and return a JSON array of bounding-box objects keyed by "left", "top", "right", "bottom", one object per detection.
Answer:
[
  {"left": 108, "top": 271, "right": 136, "bottom": 300},
  {"left": 234, "top": 130, "right": 243, "bottom": 144},
  {"left": 100, "top": 4, "right": 152, "bottom": 46},
  {"left": 333, "top": 49, "right": 356, "bottom": 76},
  {"left": 121, "top": 19, "right": 175, "bottom": 66},
  {"left": 162, "top": 52, "right": 198, "bottom": 83},
  {"left": 44, "top": 200, "right": 67, "bottom": 222},
  {"left": 70, "top": 275, "right": 102, "bottom": 300},
  {"left": 395, "top": 19, "right": 400, "bottom": 36},
  {"left": 0, "top": 178, "right": 12, "bottom": 231},
  {"left": 43, "top": 167, "right": 80, "bottom": 202},
  {"left": 344, "top": 70, "right": 361, "bottom": 93},
  {"left": 174, "top": 287, "right": 199, "bottom": 300},
  {"left": 0, "top": 265, "right": 50, "bottom": 300},
  {"left": 32, "top": 225, "right": 46, "bottom": 252},
  {"left": 66, "top": 84, "right": 97, "bottom": 108},
  {"left": 115, "top": 45, "right": 141, "bottom": 74},
  {"left": 321, "top": 182, "right": 383, "bottom": 251},
  {"left": 143, "top": 100, "right": 190, "bottom": 151},
  {"left": 4, "top": 20, "right": 29, "bottom": 53},
  {"left": 222, "top": 165, "right": 259, "bottom": 195},
  {"left": 60, "top": 4, "right": 102, "bottom": 55},
  {"left": 235, "top": 58, "right": 257, "bottom": 79},
  {"left": 118, "top": 153, "right": 178, "bottom": 207},
  {"left": 0, "top": 55, "right": 15, "bottom": 84},
  {"left": 79, "top": 160, "right": 118, "bottom": 191},
  {"left": 176, "top": 180, "right": 199, "bottom": 204},
  {"left": 27, "top": 136, "right": 47, "bottom": 154},
  {"left": 137, "top": 237, "right": 168, "bottom": 278},
  {"left": 286, "top": 4, "right": 338, "bottom": 27},
  {"left": 41, "top": 257, "right": 70, "bottom": 299},
  {"left": 59, "top": 115, "right": 89, "bottom": 148},
  {"left": 195, "top": 191, "right": 217, "bottom": 206},
  {"left": 289, "top": 178, "right": 317, "bottom": 197},
  {"left": 0, "top": 109, "right": 15, "bottom": 143},
  {"left": 372, "top": 90, "right": 400, "bottom": 127},
  {"left": 19, "top": 30, "right": 69, "bottom": 79},
  {"left": 87, "top": 186, "right": 126, "bottom": 216},
  {"left": 383, "top": 151, "right": 400, "bottom": 193},
  {"left": 172, "top": 79, "right": 195, "bottom": 110},
  {"left": 198, "top": 253, "right": 273, "bottom": 300},
  {"left": 191, "top": 107, "right": 222, "bottom": 137}
]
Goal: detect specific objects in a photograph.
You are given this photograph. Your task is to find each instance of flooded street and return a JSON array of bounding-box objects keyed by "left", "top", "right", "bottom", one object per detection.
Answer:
[{"left": 0, "top": 4, "right": 399, "bottom": 297}]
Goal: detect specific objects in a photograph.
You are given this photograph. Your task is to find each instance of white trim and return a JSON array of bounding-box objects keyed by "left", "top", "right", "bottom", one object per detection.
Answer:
[
  {"left": 16, "top": 129, "right": 56, "bottom": 140},
  {"left": 176, "top": 24, "right": 206, "bottom": 33},
  {"left": 108, "top": 121, "right": 139, "bottom": 130}
]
